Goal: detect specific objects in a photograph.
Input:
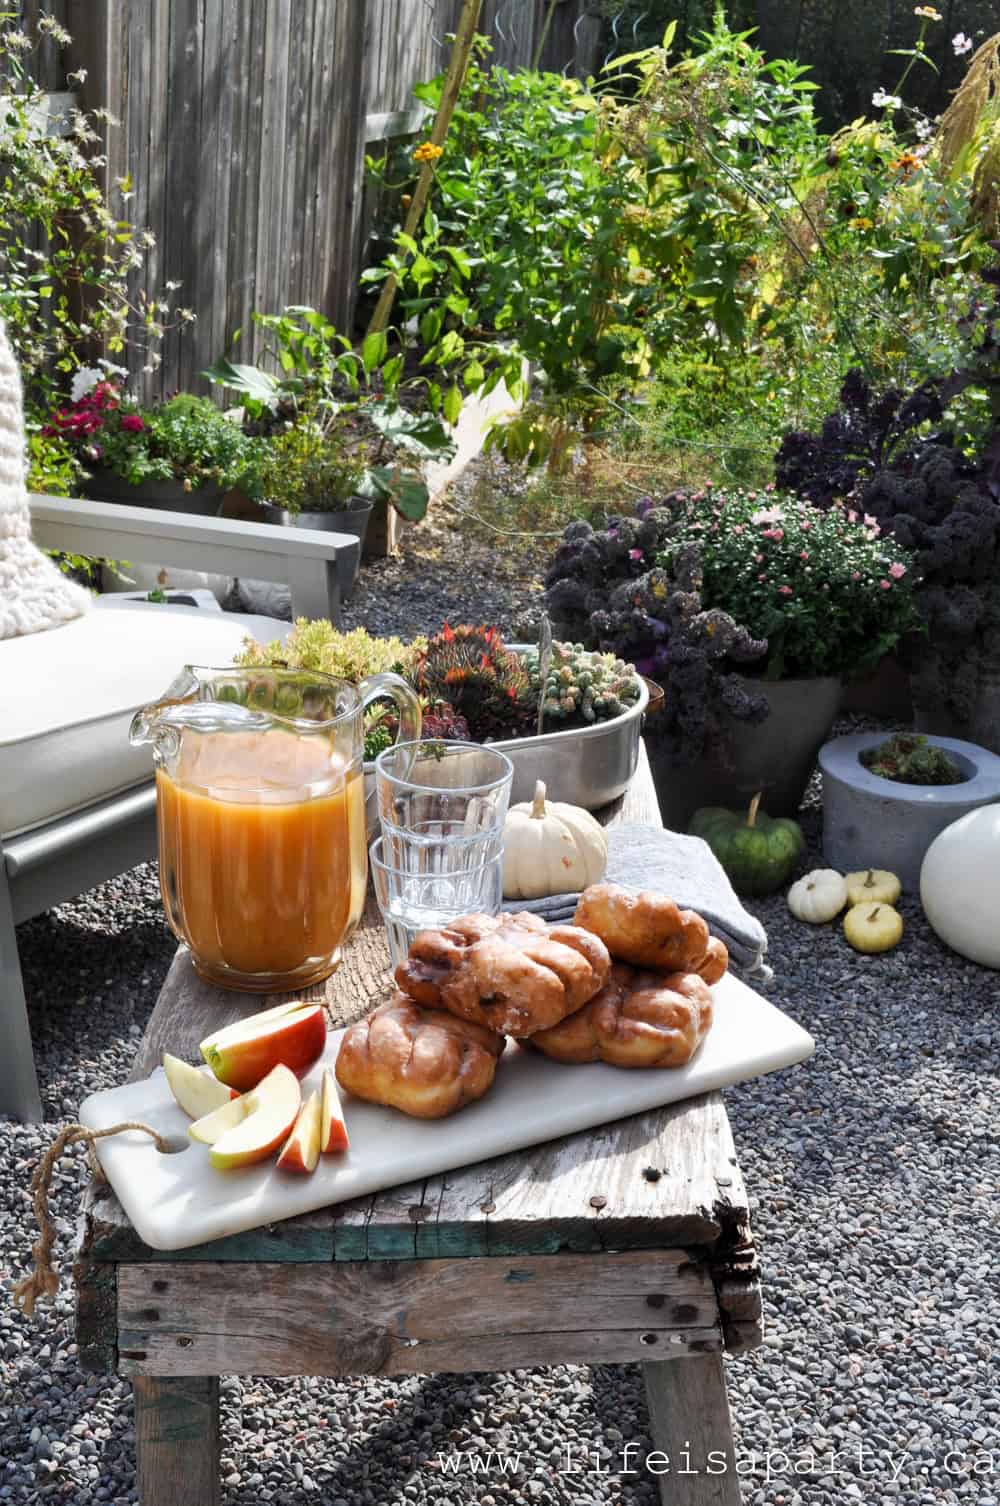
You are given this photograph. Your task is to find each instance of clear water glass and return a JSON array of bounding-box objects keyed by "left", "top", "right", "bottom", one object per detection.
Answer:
[
  {"left": 375, "top": 740, "right": 514, "bottom": 872},
  {"left": 369, "top": 837, "right": 504, "bottom": 967}
]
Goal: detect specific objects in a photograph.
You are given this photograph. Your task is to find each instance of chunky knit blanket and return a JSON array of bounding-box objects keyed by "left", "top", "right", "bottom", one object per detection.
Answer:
[{"left": 0, "top": 322, "right": 90, "bottom": 639}]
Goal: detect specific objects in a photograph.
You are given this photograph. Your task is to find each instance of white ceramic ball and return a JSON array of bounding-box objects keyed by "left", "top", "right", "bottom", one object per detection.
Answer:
[{"left": 920, "top": 804, "right": 1000, "bottom": 968}]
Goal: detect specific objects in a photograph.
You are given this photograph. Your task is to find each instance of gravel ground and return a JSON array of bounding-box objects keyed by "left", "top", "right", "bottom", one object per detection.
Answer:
[{"left": 2, "top": 542, "right": 998, "bottom": 1506}]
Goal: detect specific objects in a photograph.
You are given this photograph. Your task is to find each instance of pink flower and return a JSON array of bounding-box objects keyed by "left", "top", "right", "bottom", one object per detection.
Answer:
[
  {"left": 778, "top": 585, "right": 793, "bottom": 596},
  {"left": 800, "top": 550, "right": 810, "bottom": 560},
  {"left": 851, "top": 571, "right": 861, "bottom": 581},
  {"left": 761, "top": 527, "right": 784, "bottom": 542},
  {"left": 120, "top": 413, "right": 145, "bottom": 433},
  {"left": 847, "top": 509, "right": 858, "bottom": 523},
  {"left": 863, "top": 513, "right": 879, "bottom": 531},
  {"left": 800, "top": 521, "right": 812, "bottom": 531},
  {"left": 628, "top": 548, "right": 643, "bottom": 561},
  {"left": 758, "top": 574, "right": 766, "bottom": 582},
  {"left": 888, "top": 561, "right": 906, "bottom": 579},
  {"left": 879, "top": 579, "right": 892, "bottom": 590},
  {"left": 732, "top": 525, "right": 744, "bottom": 535}
]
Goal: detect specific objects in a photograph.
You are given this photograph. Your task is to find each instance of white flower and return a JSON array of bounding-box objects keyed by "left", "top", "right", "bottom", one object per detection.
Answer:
[
  {"left": 953, "top": 32, "right": 973, "bottom": 56},
  {"left": 70, "top": 367, "right": 103, "bottom": 403},
  {"left": 914, "top": 114, "right": 934, "bottom": 140},
  {"left": 872, "top": 89, "right": 902, "bottom": 110}
]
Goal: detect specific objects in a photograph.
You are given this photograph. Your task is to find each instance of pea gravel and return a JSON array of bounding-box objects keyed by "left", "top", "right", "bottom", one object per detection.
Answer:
[{"left": 3, "top": 698, "right": 998, "bottom": 1503}]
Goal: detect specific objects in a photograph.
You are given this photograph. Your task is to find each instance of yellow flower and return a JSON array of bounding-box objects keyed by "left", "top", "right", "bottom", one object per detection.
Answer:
[
  {"left": 913, "top": 6, "right": 941, "bottom": 19},
  {"left": 849, "top": 216, "right": 874, "bottom": 231},
  {"left": 413, "top": 141, "right": 444, "bottom": 164}
]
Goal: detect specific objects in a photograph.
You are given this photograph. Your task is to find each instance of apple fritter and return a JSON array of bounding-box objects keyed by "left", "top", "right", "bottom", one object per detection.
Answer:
[
  {"left": 395, "top": 911, "right": 611, "bottom": 1038},
  {"left": 574, "top": 882, "right": 727, "bottom": 982},
  {"left": 335, "top": 994, "right": 505, "bottom": 1119},
  {"left": 525, "top": 962, "right": 713, "bottom": 1069}
]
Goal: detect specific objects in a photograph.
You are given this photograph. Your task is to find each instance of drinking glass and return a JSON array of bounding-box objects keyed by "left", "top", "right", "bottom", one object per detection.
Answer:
[
  {"left": 375, "top": 740, "right": 514, "bottom": 873},
  {"left": 369, "top": 838, "right": 504, "bottom": 967}
]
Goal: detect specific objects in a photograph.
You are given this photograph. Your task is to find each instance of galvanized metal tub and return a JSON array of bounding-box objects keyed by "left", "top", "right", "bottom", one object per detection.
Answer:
[{"left": 361, "top": 649, "right": 648, "bottom": 830}]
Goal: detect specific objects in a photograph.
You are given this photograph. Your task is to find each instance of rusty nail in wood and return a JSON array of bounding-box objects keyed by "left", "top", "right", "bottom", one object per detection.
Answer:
[
  {"left": 642, "top": 1166, "right": 661, "bottom": 1182},
  {"left": 480, "top": 1201, "right": 496, "bottom": 1215},
  {"left": 589, "top": 1194, "right": 607, "bottom": 1210}
]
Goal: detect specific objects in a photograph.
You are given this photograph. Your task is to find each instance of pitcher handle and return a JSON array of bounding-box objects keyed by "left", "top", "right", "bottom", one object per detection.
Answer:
[{"left": 358, "top": 672, "right": 422, "bottom": 756}]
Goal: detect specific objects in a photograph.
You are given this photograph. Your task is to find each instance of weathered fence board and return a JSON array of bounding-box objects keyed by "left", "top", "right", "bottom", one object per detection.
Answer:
[{"left": 54, "top": 0, "right": 598, "bottom": 397}]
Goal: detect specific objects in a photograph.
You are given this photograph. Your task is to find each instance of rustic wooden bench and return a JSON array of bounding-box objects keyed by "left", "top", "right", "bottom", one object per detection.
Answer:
[{"left": 74, "top": 747, "right": 762, "bottom": 1506}]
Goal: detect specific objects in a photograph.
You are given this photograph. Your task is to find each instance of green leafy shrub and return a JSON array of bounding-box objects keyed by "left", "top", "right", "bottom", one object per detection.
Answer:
[{"left": 0, "top": 14, "right": 180, "bottom": 401}]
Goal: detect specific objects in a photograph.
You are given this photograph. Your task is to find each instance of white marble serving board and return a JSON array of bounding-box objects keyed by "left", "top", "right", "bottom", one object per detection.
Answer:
[{"left": 78, "top": 973, "right": 814, "bottom": 1252}]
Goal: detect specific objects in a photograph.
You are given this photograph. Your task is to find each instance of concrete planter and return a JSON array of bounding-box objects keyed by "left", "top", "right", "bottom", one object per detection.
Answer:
[
  {"left": 647, "top": 675, "right": 843, "bottom": 830},
  {"left": 818, "top": 732, "right": 1000, "bottom": 888}
]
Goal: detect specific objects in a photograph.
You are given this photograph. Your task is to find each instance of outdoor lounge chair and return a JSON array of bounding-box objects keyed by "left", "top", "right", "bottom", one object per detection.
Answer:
[{"left": 1, "top": 495, "right": 360, "bottom": 1121}]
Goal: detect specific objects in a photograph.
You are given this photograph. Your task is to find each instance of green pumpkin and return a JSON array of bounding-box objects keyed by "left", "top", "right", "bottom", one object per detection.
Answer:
[{"left": 689, "top": 793, "right": 804, "bottom": 897}]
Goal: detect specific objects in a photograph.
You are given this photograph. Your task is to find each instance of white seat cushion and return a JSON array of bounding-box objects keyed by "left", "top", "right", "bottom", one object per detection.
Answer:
[{"left": 1, "top": 607, "right": 253, "bottom": 837}]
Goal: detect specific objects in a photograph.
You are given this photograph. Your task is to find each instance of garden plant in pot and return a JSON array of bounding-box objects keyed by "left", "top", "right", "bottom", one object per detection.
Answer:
[
  {"left": 543, "top": 485, "right": 918, "bottom": 827},
  {"left": 236, "top": 620, "right": 647, "bottom": 828},
  {"left": 776, "top": 253, "right": 1000, "bottom": 754},
  {"left": 47, "top": 382, "right": 261, "bottom": 516}
]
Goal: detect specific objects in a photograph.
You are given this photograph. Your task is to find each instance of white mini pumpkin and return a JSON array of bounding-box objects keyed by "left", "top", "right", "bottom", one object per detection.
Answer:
[
  {"left": 502, "top": 780, "right": 608, "bottom": 900},
  {"left": 787, "top": 868, "right": 848, "bottom": 924},
  {"left": 920, "top": 805, "right": 1000, "bottom": 968}
]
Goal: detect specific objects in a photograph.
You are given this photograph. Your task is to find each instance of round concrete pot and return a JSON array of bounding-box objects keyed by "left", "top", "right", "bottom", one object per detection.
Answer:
[
  {"left": 818, "top": 732, "right": 1000, "bottom": 888},
  {"left": 648, "top": 675, "right": 843, "bottom": 829}
]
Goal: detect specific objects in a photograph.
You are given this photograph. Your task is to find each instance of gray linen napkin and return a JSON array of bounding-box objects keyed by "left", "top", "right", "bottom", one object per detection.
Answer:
[{"left": 502, "top": 823, "right": 771, "bottom": 982}]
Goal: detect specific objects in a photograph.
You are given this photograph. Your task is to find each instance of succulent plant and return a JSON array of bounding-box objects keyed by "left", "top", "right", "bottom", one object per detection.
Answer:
[
  {"left": 860, "top": 733, "right": 966, "bottom": 786},
  {"left": 409, "top": 624, "right": 535, "bottom": 742},
  {"left": 521, "top": 641, "right": 642, "bottom": 726},
  {"left": 237, "top": 620, "right": 423, "bottom": 682}
]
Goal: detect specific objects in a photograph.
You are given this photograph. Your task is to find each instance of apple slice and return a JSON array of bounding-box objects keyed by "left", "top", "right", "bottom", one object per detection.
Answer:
[
  {"left": 209, "top": 1064, "right": 302, "bottom": 1170},
  {"left": 200, "top": 1002, "right": 327, "bottom": 1091},
  {"left": 163, "top": 1052, "right": 240, "bottom": 1119},
  {"left": 188, "top": 1096, "right": 248, "bottom": 1146},
  {"left": 320, "top": 1068, "right": 349, "bottom": 1154},
  {"left": 276, "top": 1090, "right": 323, "bottom": 1175}
]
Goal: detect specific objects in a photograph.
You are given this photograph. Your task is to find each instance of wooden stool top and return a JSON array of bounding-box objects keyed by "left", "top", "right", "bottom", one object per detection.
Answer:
[{"left": 76, "top": 746, "right": 761, "bottom": 1360}]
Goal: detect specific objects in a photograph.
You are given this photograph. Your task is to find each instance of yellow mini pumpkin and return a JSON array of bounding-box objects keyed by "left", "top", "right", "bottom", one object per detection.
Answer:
[
  {"left": 843, "top": 901, "right": 904, "bottom": 954},
  {"left": 502, "top": 780, "right": 608, "bottom": 900},
  {"left": 845, "top": 868, "right": 902, "bottom": 907}
]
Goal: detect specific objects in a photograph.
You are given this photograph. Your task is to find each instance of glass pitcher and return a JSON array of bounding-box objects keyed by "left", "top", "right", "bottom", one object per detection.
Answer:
[{"left": 131, "top": 666, "right": 421, "bottom": 992}]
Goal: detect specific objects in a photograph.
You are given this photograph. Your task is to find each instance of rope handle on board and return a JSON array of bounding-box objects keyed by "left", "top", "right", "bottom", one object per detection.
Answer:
[{"left": 12, "top": 1121, "right": 168, "bottom": 1317}]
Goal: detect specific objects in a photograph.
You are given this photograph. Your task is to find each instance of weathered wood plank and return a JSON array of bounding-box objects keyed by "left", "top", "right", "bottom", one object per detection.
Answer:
[
  {"left": 643, "top": 1353, "right": 742, "bottom": 1506},
  {"left": 75, "top": 746, "right": 753, "bottom": 1284},
  {"left": 117, "top": 1251, "right": 722, "bottom": 1376},
  {"left": 133, "top": 1375, "right": 220, "bottom": 1506}
]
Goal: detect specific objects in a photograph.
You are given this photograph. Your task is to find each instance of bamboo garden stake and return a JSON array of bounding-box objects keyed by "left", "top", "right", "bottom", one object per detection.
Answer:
[{"left": 366, "top": 0, "right": 483, "bottom": 338}]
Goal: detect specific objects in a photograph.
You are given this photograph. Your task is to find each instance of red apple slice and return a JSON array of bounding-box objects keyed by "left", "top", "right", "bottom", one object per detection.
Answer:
[
  {"left": 320, "top": 1068, "right": 349, "bottom": 1154},
  {"left": 188, "top": 1096, "right": 248, "bottom": 1145},
  {"left": 209, "top": 1064, "right": 302, "bottom": 1170},
  {"left": 276, "top": 1090, "right": 323, "bottom": 1175},
  {"left": 163, "top": 1052, "right": 240, "bottom": 1119},
  {"left": 200, "top": 1003, "right": 327, "bottom": 1091}
]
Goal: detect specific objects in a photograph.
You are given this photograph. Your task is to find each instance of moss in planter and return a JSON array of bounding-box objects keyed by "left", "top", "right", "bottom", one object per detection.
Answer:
[{"left": 860, "top": 733, "right": 966, "bottom": 786}]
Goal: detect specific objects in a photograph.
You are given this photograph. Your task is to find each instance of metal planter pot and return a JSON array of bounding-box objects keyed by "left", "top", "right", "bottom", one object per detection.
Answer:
[
  {"left": 647, "top": 675, "right": 843, "bottom": 830},
  {"left": 360, "top": 657, "right": 651, "bottom": 834},
  {"left": 261, "top": 498, "right": 374, "bottom": 595},
  {"left": 84, "top": 468, "right": 224, "bottom": 516}
]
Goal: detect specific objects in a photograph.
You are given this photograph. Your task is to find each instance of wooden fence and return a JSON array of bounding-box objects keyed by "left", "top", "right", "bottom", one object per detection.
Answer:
[{"left": 48, "top": 0, "right": 603, "bottom": 397}]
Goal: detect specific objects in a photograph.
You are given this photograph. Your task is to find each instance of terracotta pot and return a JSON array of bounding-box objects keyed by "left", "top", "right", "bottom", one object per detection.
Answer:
[{"left": 646, "top": 675, "right": 843, "bottom": 829}]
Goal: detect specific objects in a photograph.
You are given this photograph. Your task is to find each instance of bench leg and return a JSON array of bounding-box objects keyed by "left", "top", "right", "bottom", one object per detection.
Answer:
[
  {"left": 286, "top": 555, "right": 343, "bottom": 624},
  {"left": 134, "top": 1376, "right": 220, "bottom": 1506},
  {"left": 643, "top": 1353, "right": 741, "bottom": 1505},
  {"left": 0, "top": 861, "right": 43, "bottom": 1121}
]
